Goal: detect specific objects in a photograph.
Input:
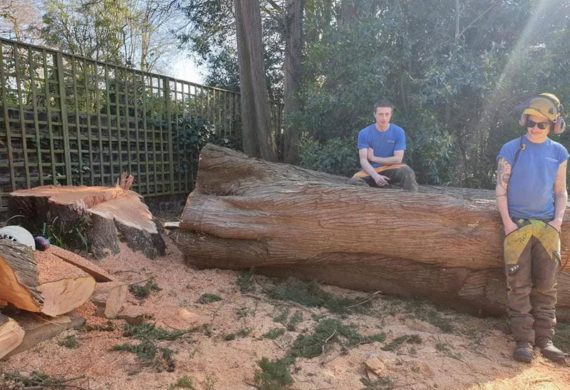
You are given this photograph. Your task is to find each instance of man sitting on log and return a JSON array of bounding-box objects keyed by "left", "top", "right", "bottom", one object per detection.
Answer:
[
  {"left": 349, "top": 99, "right": 418, "bottom": 191},
  {"left": 496, "top": 93, "right": 569, "bottom": 364}
]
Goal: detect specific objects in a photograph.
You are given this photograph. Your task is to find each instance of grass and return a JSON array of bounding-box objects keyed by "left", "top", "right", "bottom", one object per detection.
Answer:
[
  {"left": 290, "top": 318, "right": 385, "bottom": 359},
  {"left": 129, "top": 279, "right": 162, "bottom": 299},
  {"left": 267, "top": 277, "right": 371, "bottom": 314},
  {"left": 58, "top": 335, "right": 79, "bottom": 349},
  {"left": 237, "top": 269, "right": 256, "bottom": 293},
  {"left": 111, "top": 322, "right": 190, "bottom": 370},
  {"left": 263, "top": 328, "right": 286, "bottom": 340},
  {"left": 2, "top": 371, "right": 76, "bottom": 389},
  {"left": 254, "top": 357, "right": 293, "bottom": 390},
  {"left": 168, "top": 376, "right": 195, "bottom": 389},
  {"left": 254, "top": 317, "right": 385, "bottom": 389},
  {"left": 197, "top": 293, "right": 222, "bottom": 304}
]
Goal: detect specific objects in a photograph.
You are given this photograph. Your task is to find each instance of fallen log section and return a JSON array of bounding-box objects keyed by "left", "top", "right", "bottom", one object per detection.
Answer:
[
  {"left": 0, "top": 313, "right": 24, "bottom": 359},
  {"left": 8, "top": 175, "right": 165, "bottom": 259},
  {"left": 177, "top": 144, "right": 570, "bottom": 320},
  {"left": 0, "top": 240, "right": 96, "bottom": 317}
]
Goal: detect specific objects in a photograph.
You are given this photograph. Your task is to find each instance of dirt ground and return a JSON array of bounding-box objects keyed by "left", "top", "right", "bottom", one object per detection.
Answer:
[{"left": 1, "top": 229, "right": 570, "bottom": 390}]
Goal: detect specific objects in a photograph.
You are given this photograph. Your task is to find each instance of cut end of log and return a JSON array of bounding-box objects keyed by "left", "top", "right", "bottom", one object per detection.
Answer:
[{"left": 0, "top": 314, "right": 25, "bottom": 359}]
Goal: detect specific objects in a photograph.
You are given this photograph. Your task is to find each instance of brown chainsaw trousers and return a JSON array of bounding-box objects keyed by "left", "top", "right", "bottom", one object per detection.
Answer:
[{"left": 503, "top": 219, "right": 561, "bottom": 344}]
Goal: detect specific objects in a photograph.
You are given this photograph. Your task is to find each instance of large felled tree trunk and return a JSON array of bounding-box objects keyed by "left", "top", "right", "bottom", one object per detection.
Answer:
[
  {"left": 176, "top": 144, "right": 570, "bottom": 320},
  {"left": 8, "top": 183, "right": 165, "bottom": 259}
]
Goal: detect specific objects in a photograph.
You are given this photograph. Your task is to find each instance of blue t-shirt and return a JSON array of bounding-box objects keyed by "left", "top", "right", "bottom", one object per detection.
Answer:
[
  {"left": 357, "top": 123, "right": 406, "bottom": 167},
  {"left": 497, "top": 136, "right": 569, "bottom": 220}
]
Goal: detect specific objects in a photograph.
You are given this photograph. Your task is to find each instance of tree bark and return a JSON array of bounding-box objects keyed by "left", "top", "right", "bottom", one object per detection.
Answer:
[
  {"left": 8, "top": 185, "right": 166, "bottom": 259},
  {"left": 177, "top": 144, "right": 570, "bottom": 319},
  {"left": 0, "top": 240, "right": 96, "bottom": 317},
  {"left": 282, "top": 0, "right": 304, "bottom": 164},
  {"left": 234, "top": 0, "right": 277, "bottom": 161}
]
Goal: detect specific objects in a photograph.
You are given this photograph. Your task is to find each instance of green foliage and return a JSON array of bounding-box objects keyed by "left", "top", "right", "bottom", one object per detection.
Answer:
[
  {"left": 3, "top": 371, "right": 70, "bottom": 389},
  {"left": 198, "top": 293, "right": 223, "bottom": 304},
  {"left": 403, "top": 299, "right": 455, "bottom": 333},
  {"left": 291, "top": 0, "right": 570, "bottom": 187},
  {"left": 168, "top": 376, "right": 196, "bottom": 390},
  {"left": 290, "top": 319, "right": 385, "bottom": 359},
  {"left": 263, "top": 328, "right": 286, "bottom": 340},
  {"left": 129, "top": 279, "right": 162, "bottom": 300},
  {"left": 236, "top": 269, "right": 256, "bottom": 293},
  {"left": 58, "top": 335, "right": 79, "bottom": 349},
  {"left": 122, "top": 323, "right": 188, "bottom": 341},
  {"left": 223, "top": 327, "right": 251, "bottom": 341},
  {"left": 298, "top": 136, "right": 359, "bottom": 177},
  {"left": 267, "top": 277, "right": 370, "bottom": 314},
  {"left": 254, "top": 357, "right": 294, "bottom": 390},
  {"left": 112, "top": 322, "right": 186, "bottom": 369}
]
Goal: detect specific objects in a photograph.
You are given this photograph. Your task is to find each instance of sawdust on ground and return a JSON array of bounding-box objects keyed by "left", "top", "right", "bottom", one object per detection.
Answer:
[{"left": 1, "top": 232, "right": 570, "bottom": 390}]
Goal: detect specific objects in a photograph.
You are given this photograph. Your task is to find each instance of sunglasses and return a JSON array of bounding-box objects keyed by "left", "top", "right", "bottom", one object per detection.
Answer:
[{"left": 527, "top": 119, "right": 550, "bottom": 130}]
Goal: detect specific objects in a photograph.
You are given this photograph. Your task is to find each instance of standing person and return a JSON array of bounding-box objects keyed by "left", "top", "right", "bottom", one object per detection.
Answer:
[
  {"left": 350, "top": 100, "right": 418, "bottom": 191},
  {"left": 496, "top": 93, "right": 568, "bottom": 363}
]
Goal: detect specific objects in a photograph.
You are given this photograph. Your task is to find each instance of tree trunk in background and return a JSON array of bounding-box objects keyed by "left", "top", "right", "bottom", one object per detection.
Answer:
[
  {"left": 234, "top": 0, "right": 277, "bottom": 161},
  {"left": 282, "top": 0, "right": 304, "bottom": 164},
  {"left": 176, "top": 144, "right": 570, "bottom": 320}
]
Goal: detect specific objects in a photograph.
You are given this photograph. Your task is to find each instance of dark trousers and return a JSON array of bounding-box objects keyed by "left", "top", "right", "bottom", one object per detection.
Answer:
[{"left": 360, "top": 165, "right": 419, "bottom": 191}]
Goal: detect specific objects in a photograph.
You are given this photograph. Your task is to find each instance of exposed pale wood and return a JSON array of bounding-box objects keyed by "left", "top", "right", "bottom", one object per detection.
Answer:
[
  {"left": 9, "top": 184, "right": 166, "bottom": 259},
  {"left": 0, "top": 240, "right": 43, "bottom": 312},
  {"left": 0, "top": 313, "right": 25, "bottom": 359},
  {"left": 91, "top": 281, "right": 127, "bottom": 319},
  {"left": 0, "top": 241, "right": 96, "bottom": 317},
  {"left": 177, "top": 144, "right": 570, "bottom": 320},
  {"left": 35, "top": 251, "right": 96, "bottom": 317},
  {"left": 2, "top": 313, "right": 85, "bottom": 359},
  {"left": 48, "top": 245, "right": 114, "bottom": 282}
]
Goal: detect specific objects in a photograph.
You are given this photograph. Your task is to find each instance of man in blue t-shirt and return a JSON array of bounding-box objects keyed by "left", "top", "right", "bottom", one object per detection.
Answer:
[
  {"left": 496, "top": 93, "right": 569, "bottom": 364},
  {"left": 350, "top": 100, "right": 418, "bottom": 191}
]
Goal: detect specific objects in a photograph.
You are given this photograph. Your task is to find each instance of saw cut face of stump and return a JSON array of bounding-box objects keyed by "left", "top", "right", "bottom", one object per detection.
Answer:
[{"left": 8, "top": 183, "right": 166, "bottom": 259}]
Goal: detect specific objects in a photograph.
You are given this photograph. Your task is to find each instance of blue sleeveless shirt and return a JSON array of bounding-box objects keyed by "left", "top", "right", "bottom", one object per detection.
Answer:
[{"left": 497, "top": 136, "right": 569, "bottom": 220}]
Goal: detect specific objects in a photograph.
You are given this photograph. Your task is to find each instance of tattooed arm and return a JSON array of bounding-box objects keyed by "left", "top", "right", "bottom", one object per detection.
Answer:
[
  {"left": 549, "top": 160, "right": 568, "bottom": 232},
  {"left": 496, "top": 157, "right": 518, "bottom": 235}
]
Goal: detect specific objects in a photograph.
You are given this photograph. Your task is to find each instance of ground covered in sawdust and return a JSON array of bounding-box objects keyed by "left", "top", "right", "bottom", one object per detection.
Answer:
[{"left": 1, "top": 232, "right": 570, "bottom": 389}]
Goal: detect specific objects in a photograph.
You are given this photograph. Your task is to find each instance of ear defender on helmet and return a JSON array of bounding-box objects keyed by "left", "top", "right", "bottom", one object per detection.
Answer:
[
  {"left": 539, "top": 93, "right": 566, "bottom": 134},
  {"left": 519, "top": 93, "right": 566, "bottom": 134}
]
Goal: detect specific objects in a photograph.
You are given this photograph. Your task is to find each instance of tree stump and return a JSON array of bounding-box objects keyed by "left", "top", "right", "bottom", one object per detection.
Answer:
[
  {"left": 176, "top": 144, "right": 570, "bottom": 320},
  {"left": 8, "top": 184, "right": 166, "bottom": 259}
]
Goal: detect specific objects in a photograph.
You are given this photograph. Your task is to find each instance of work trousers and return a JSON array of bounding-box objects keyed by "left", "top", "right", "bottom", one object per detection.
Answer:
[
  {"left": 353, "top": 165, "right": 418, "bottom": 191},
  {"left": 503, "top": 219, "right": 561, "bottom": 344}
]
